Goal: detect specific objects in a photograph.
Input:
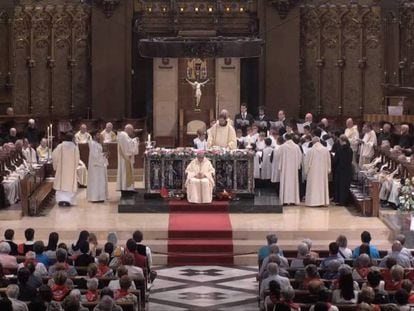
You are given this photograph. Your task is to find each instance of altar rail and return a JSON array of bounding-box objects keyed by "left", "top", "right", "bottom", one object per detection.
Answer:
[{"left": 144, "top": 149, "right": 255, "bottom": 195}]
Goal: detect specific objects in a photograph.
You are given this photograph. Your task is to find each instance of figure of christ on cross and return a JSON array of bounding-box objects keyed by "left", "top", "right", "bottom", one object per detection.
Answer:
[{"left": 186, "top": 78, "right": 210, "bottom": 109}]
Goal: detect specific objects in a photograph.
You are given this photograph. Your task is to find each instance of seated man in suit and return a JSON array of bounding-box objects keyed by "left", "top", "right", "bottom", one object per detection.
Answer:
[{"left": 185, "top": 151, "right": 215, "bottom": 204}]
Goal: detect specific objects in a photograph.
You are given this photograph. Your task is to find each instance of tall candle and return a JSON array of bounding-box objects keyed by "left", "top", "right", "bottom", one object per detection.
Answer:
[{"left": 148, "top": 133, "right": 151, "bottom": 142}]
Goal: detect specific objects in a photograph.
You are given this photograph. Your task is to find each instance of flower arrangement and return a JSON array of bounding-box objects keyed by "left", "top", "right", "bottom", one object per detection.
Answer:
[{"left": 399, "top": 178, "right": 414, "bottom": 212}]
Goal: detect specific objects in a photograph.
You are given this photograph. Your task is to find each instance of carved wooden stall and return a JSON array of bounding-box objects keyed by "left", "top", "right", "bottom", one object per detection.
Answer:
[{"left": 300, "top": 3, "right": 382, "bottom": 117}]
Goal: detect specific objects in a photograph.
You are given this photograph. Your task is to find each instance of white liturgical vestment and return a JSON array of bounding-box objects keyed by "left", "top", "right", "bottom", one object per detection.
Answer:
[
  {"left": 52, "top": 141, "right": 80, "bottom": 204},
  {"left": 116, "top": 131, "right": 139, "bottom": 191},
  {"left": 304, "top": 142, "right": 331, "bottom": 206},
  {"left": 278, "top": 140, "right": 302, "bottom": 205},
  {"left": 87, "top": 140, "right": 108, "bottom": 202},
  {"left": 185, "top": 157, "right": 215, "bottom": 204},
  {"left": 207, "top": 123, "right": 237, "bottom": 150}
]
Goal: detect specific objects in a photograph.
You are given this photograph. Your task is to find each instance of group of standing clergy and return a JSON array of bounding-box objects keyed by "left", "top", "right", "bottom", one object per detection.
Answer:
[
  {"left": 52, "top": 123, "right": 139, "bottom": 206},
  {"left": 191, "top": 106, "right": 360, "bottom": 207}
]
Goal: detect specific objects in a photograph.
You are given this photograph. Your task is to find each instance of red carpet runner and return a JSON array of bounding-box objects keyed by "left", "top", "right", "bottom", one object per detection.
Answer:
[{"left": 168, "top": 201, "right": 234, "bottom": 265}]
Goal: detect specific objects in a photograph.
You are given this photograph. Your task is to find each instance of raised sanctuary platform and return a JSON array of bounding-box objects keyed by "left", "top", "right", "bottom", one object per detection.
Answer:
[{"left": 118, "top": 188, "right": 283, "bottom": 214}]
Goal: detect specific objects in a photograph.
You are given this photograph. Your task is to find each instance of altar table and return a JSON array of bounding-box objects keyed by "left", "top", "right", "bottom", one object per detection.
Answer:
[{"left": 144, "top": 148, "right": 255, "bottom": 195}]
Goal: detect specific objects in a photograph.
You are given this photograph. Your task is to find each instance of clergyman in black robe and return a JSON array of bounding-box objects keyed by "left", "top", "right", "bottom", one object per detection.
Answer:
[{"left": 333, "top": 135, "right": 353, "bottom": 205}]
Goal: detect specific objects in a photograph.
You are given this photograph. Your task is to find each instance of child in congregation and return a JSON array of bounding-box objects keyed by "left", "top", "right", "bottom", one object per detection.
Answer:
[
  {"left": 193, "top": 129, "right": 208, "bottom": 150},
  {"left": 245, "top": 126, "right": 259, "bottom": 149}
]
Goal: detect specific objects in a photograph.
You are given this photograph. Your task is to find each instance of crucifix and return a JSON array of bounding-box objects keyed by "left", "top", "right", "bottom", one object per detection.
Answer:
[{"left": 186, "top": 78, "right": 210, "bottom": 109}]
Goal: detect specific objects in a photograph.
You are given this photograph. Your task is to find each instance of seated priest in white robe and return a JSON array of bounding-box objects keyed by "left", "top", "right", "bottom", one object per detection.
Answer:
[
  {"left": 75, "top": 124, "right": 91, "bottom": 144},
  {"left": 304, "top": 137, "right": 331, "bottom": 207},
  {"left": 116, "top": 124, "right": 139, "bottom": 194},
  {"left": 207, "top": 112, "right": 237, "bottom": 150},
  {"left": 52, "top": 132, "right": 80, "bottom": 206},
  {"left": 22, "top": 138, "right": 37, "bottom": 165},
  {"left": 185, "top": 152, "right": 215, "bottom": 204},
  {"left": 36, "top": 138, "right": 49, "bottom": 162},
  {"left": 100, "top": 122, "right": 117, "bottom": 143},
  {"left": 278, "top": 134, "right": 302, "bottom": 205},
  {"left": 359, "top": 122, "right": 377, "bottom": 168},
  {"left": 87, "top": 130, "right": 108, "bottom": 202}
]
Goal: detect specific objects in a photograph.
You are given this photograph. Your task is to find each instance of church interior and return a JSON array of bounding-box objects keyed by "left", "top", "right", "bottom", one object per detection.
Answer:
[{"left": 1, "top": 0, "right": 414, "bottom": 310}]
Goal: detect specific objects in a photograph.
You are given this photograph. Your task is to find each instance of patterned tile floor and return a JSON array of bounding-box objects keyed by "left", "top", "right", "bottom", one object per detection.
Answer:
[{"left": 148, "top": 266, "right": 259, "bottom": 311}]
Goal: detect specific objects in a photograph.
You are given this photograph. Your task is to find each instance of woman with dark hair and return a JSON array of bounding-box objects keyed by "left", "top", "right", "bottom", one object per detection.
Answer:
[
  {"left": 264, "top": 280, "right": 281, "bottom": 309},
  {"left": 74, "top": 241, "right": 94, "bottom": 268},
  {"left": 17, "top": 267, "right": 37, "bottom": 302},
  {"left": 46, "top": 232, "right": 59, "bottom": 251},
  {"left": 333, "top": 134, "right": 353, "bottom": 206},
  {"left": 332, "top": 272, "right": 358, "bottom": 304},
  {"left": 45, "top": 232, "right": 59, "bottom": 262},
  {"left": 71, "top": 231, "right": 89, "bottom": 256}
]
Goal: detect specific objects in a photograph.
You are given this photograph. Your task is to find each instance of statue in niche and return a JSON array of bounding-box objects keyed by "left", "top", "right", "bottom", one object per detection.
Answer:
[
  {"left": 166, "top": 162, "right": 177, "bottom": 188},
  {"left": 152, "top": 163, "right": 160, "bottom": 189},
  {"left": 186, "top": 78, "right": 210, "bottom": 109}
]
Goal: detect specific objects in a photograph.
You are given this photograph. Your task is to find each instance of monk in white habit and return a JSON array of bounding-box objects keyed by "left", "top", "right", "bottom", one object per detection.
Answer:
[
  {"left": 87, "top": 130, "right": 108, "bottom": 202},
  {"left": 207, "top": 112, "right": 237, "bottom": 150},
  {"left": 75, "top": 124, "right": 91, "bottom": 144},
  {"left": 344, "top": 118, "right": 359, "bottom": 167},
  {"left": 278, "top": 134, "right": 302, "bottom": 205},
  {"left": 359, "top": 122, "right": 377, "bottom": 168},
  {"left": 36, "top": 138, "right": 49, "bottom": 161},
  {"left": 185, "top": 151, "right": 215, "bottom": 203},
  {"left": 304, "top": 137, "right": 331, "bottom": 206},
  {"left": 100, "top": 122, "right": 117, "bottom": 143},
  {"left": 52, "top": 132, "right": 80, "bottom": 206},
  {"left": 116, "top": 124, "right": 139, "bottom": 194},
  {"left": 22, "top": 138, "right": 37, "bottom": 164}
]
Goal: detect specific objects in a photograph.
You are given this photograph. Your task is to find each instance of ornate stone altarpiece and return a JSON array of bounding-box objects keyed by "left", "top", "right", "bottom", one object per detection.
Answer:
[{"left": 144, "top": 148, "right": 255, "bottom": 195}]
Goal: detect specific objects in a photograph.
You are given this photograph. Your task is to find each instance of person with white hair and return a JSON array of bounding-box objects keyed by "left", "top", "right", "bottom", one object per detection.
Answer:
[
  {"left": 6, "top": 284, "right": 28, "bottom": 311},
  {"left": 6, "top": 107, "right": 14, "bottom": 116},
  {"left": 75, "top": 124, "right": 91, "bottom": 144},
  {"left": 380, "top": 240, "right": 412, "bottom": 268},
  {"left": 219, "top": 109, "right": 234, "bottom": 127},
  {"left": 36, "top": 138, "right": 49, "bottom": 161},
  {"left": 185, "top": 151, "right": 215, "bottom": 203},
  {"left": 116, "top": 124, "right": 139, "bottom": 194},
  {"left": 358, "top": 122, "right": 377, "bottom": 168},
  {"left": 290, "top": 242, "right": 310, "bottom": 269},
  {"left": 69, "top": 289, "right": 89, "bottom": 311},
  {"left": 397, "top": 123, "right": 413, "bottom": 153},
  {"left": 25, "top": 119, "right": 40, "bottom": 146},
  {"left": 304, "top": 137, "right": 331, "bottom": 206},
  {"left": 260, "top": 262, "right": 291, "bottom": 301},
  {"left": 100, "top": 122, "right": 117, "bottom": 143},
  {"left": 5, "top": 127, "right": 17, "bottom": 143},
  {"left": 17, "top": 251, "right": 47, "bottom": 276},
  {"left": 0, "top": 242, "right": 18, "bottom": 269},
  {"left": 22, "top": 138, "right": 37, "bottom": 164},
  {"left": 344, "top": 118, "right": 359, "bottom": 167}
]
